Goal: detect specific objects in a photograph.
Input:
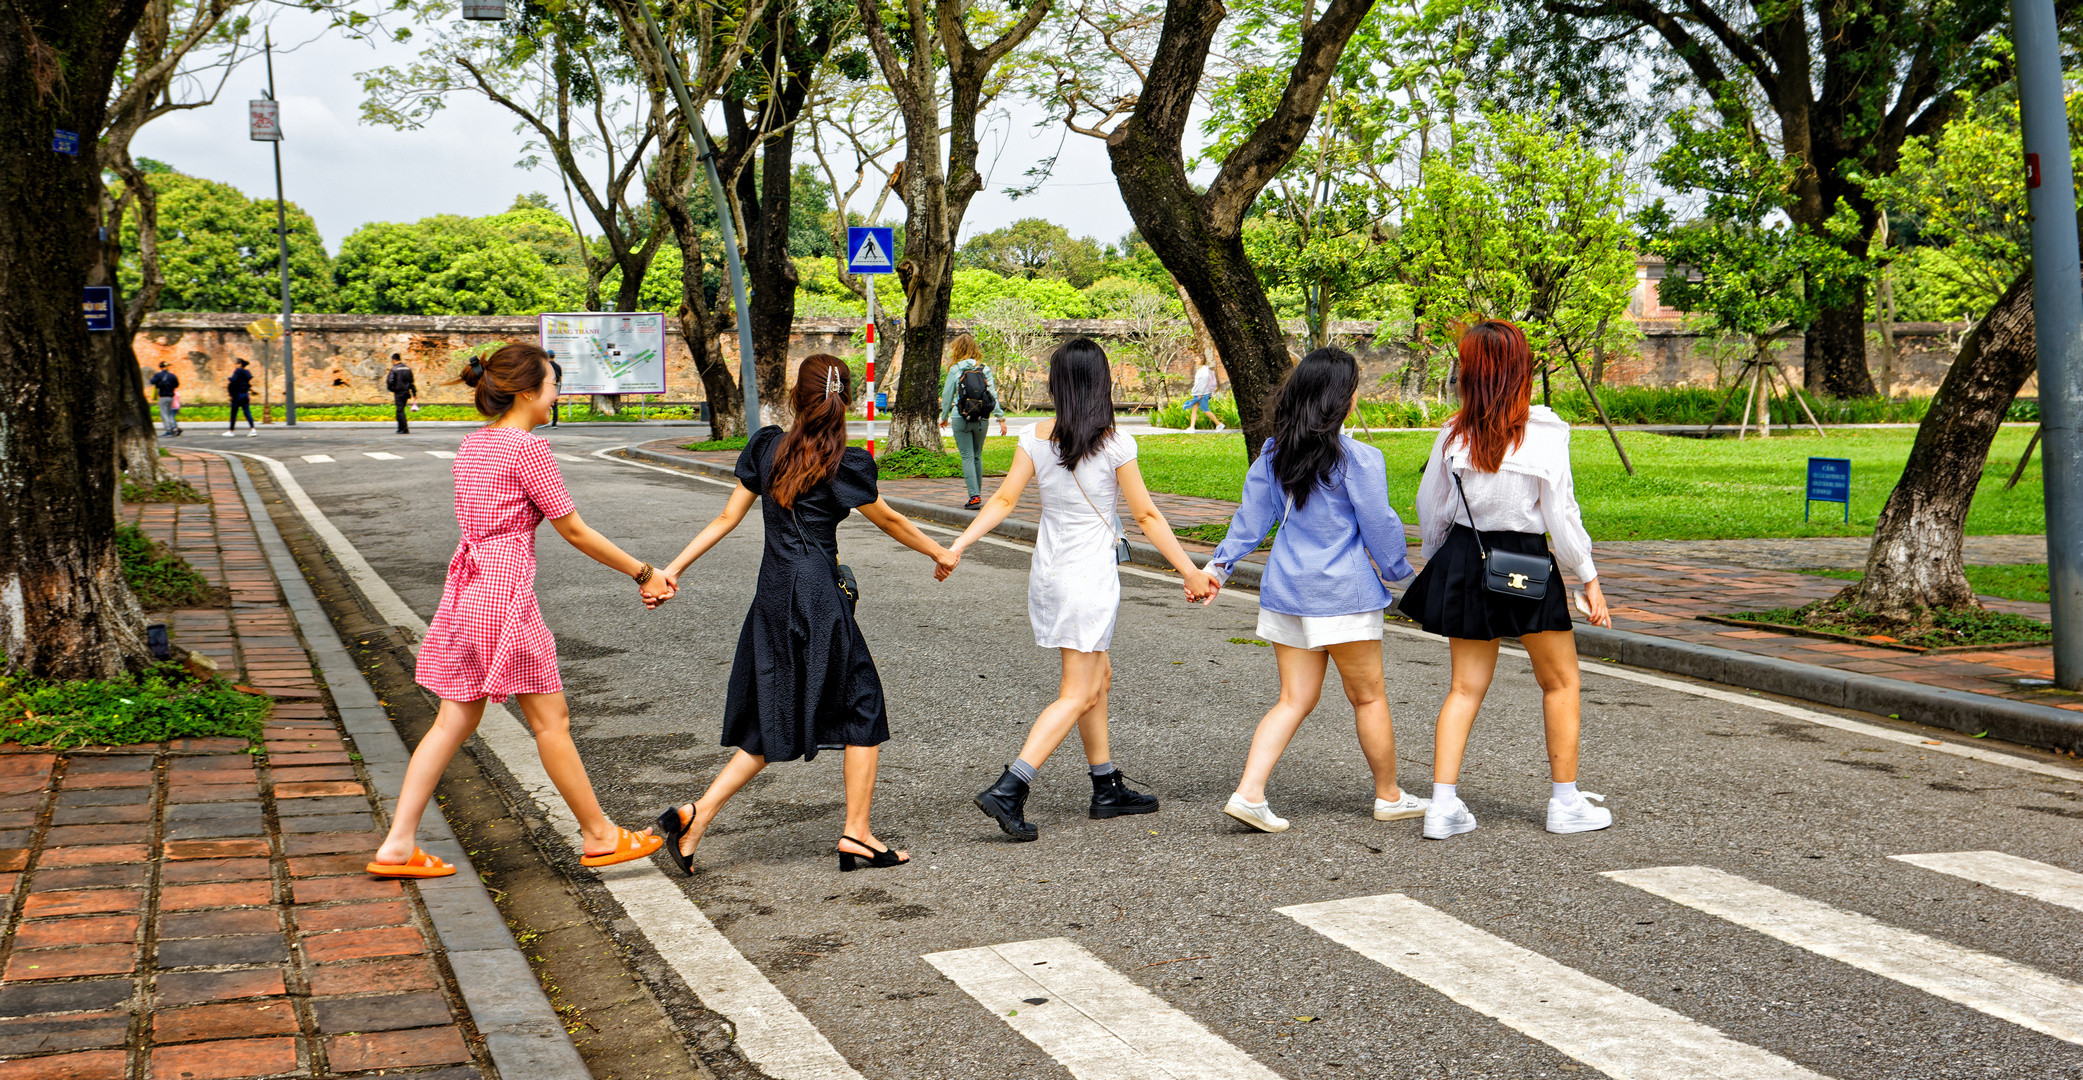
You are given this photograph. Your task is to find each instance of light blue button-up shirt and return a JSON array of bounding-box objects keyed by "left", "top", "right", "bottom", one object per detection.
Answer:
[{"left": 1205, "top": 436, "right": 1415, "bottom": 616}]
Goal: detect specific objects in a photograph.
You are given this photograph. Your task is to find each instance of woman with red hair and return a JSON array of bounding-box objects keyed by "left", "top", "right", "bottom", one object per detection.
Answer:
[{"left": 1396, "top": 320, "right": 1614, "bottom": 840}]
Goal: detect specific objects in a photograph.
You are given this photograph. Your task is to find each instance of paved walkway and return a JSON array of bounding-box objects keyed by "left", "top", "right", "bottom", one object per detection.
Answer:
[
  {"left": 648, "top": 438, "right": 2077, "bottom": 716},
  {"left": 0, "top": 453, "right": 488, "bottom": 1080}
]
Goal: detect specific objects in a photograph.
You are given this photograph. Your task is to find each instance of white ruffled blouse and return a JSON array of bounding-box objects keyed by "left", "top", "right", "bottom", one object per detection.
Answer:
[{"left": 1415, "top": 405, "right": 1597, "bottom": 583}]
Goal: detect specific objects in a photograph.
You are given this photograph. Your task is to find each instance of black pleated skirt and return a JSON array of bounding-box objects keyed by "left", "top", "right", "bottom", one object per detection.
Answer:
[{"left": 1396, "top": 525, "right": 1573, "bottom": 640}]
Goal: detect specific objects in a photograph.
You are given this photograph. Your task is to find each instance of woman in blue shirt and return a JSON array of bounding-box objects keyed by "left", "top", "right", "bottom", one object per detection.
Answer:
[{"left": 1202, "top": 347, "right": 1422, "bottom": 832}]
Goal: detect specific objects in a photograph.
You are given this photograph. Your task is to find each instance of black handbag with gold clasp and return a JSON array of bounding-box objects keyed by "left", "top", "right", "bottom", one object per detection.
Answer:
[{"left": 1452, "top": 474, "right": 1552, "bottom": 600}]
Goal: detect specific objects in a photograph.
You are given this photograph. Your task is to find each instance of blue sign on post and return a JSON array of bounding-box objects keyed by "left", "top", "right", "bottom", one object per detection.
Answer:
[
  {"left": 846, "top": 227, "right": 896, "bottom": 275},
  {"left": 82, "top": 286, "right": 114, "bottom": 331},
  {"left": 51, "top": 130, "right": 79, "bottom": 156},
  {"left": 1806, "top": 457, "right": 1850, "bottom": 522}
]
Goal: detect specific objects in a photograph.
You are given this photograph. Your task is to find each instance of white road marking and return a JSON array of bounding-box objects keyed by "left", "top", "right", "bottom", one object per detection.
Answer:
[
  {"left": 923, "top": 938, "right": 1283, "bottom": 1080},
  {"left": 596, "top": 441, "right": 2083, "bottom": 785},
  {"left": 1606, "top": 865, "right": 2083, "bottom": 1045},
  {"left": 426, "top": 450, "right": 456, "bottom": 459},
  {"left": 224, "top": 448, "right": 867, "bottom": 1080},
  {"left": 1279, "top": 893, "right": 1831, "bottom": 1080},
  {"left": 364, "top": 451, "right": 404, "bottom": 460},
  {"left": 556, "top": 453, "right": 585, "bottom": 462},
  {"left": 300, "top": 454, "right": 335, "bottom": 463},
  {"left": 1891, "top": 851, "right": 2083, "bottom": 914}
]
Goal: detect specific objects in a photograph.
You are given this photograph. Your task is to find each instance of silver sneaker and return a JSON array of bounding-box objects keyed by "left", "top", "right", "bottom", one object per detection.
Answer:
[
  {"left": 1222, "top": 794, "right": 1289, "bottom": 833},
  {"left": 1373, "top": 792, "right": 1431, "bottom": 821},
  {"left": 1546, "top": 792, "right": 1612, "bottom": 834},
  {"left": 1422, "top": 798, "right": 1477, "bottom": 839}
]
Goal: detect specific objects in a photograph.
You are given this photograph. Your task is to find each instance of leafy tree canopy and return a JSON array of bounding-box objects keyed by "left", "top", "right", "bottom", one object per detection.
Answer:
[
  {"left": 117, "top": 169, "right": 334, "bottom": 314},
  {"left": 958, "top": 217, "right": 1109, "bottom": 287}
]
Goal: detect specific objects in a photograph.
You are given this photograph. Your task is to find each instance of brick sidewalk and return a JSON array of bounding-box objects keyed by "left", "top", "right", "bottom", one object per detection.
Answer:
[
  {"left": 643, "top": 437, "right": 2078, "bottom": 716},
  {"left": 0, "top": 453, "right": 488, "bottom": 1080}
]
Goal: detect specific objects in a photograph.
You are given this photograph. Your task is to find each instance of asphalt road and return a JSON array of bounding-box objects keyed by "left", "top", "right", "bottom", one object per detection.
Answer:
[{"left": 212, "top": 423, "right": 2083, "bottom": 1080}]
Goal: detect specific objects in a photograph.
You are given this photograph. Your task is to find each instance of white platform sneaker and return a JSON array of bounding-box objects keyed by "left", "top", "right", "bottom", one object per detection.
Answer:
[
  {"left": 1422, "top": 798, "right": 1477, "bottom": 839},
  {"left": 1222, "top": 794, "right": 1289, "bottom": 833},
  {"left": 1545, "top": 792, "right": 1613, "bottom": 834},
  {"left": 1372, "top": 792, "right": 1431, "bottom": 821}
]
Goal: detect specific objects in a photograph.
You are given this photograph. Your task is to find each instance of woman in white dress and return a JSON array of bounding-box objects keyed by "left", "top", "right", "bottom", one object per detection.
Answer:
[{"left": 945, "top": 338, "right": 1218, "bottom": 842}]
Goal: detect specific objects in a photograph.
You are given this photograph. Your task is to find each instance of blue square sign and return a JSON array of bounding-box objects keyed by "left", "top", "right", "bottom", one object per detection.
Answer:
[
  {"left": 83, "top": 286, "right": 114, "bottom": 331},
  {"left": 1805, "top": 457, "right": 1850, "bottom": 522},
  {"left": 847, "top": 227, "right": 896, "bottom": 275},
  {"left": 52, "top": 130, "right": 79, "bottom": 156}
]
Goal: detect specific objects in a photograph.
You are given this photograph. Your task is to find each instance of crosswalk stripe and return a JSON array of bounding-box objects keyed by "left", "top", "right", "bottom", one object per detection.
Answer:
[
  {"left": 1891, "top": 851, "right": 2083, "bottom": 914},
  {"left": 364, "top": 451, "right": 403, "bottom": 460},
  {"left": 923, "top": 937, "right": 1283, "bottom": 1080},
  {"left": 299, "top": 454, "right": 334, "bottom": 463},
  {"left": 425, "top": 450, "right": 456, "bottom": 459},
  {"left": 1606, "top": 865, "right": 2083, "bottom": 1045},
  {"left": 1279, "top": 894, "right": 1830, "bottom": 1079}
]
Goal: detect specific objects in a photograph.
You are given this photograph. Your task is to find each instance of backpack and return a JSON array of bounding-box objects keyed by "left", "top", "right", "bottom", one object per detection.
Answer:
[
  {"left": 956, "top": 366, "right": 995, "bottom": 421},
  {"left": 386, "top": 366, "right": 409, "bottom": 393}
]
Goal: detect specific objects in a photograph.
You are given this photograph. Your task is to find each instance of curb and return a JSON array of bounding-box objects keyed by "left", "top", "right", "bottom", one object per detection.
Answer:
[
  {"left": 216, "top": 451, "right": 594, "bottom": 1080},
  {"left": 616, "top": 443, "right": 2083, "bottom": 756}
]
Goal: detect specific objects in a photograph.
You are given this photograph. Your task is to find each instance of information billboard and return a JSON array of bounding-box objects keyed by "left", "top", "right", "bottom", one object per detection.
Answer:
[{"left": 538, "top": 312, "right": 668, "bottom": 395}]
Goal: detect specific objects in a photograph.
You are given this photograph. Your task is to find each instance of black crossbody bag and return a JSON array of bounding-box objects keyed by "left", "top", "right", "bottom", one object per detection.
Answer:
[
  {"left": 789, "top": 509, "right": 859, "bottom": 605},
  {"left": 1452, "top": 473, "right": 1552, "bottom": 600}
]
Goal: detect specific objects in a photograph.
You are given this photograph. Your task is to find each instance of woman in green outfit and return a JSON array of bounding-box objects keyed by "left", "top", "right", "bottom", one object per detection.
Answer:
[{"left": 938, "top": 333, "right": 1009, "bottom": 509}]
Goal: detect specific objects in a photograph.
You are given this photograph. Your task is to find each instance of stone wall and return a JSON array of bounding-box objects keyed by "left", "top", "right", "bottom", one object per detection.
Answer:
[{"left": 134, "top": 311, "right": 2000, "bottom": 405}]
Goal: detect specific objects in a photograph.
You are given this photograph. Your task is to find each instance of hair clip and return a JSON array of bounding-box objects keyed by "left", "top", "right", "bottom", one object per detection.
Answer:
[{"left": 825, "top": 365, "right": 841, "bottom": 396}]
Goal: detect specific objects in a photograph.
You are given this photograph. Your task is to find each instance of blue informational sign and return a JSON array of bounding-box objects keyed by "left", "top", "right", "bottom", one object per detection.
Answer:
[
  {"left": 1806, "top": 457, "right": 1850, "bottom": 522},
  {"left": 875, "top": 391, "right": 889, "bottom": 410},
  {"left": 846, "top": 227, "right": 896, "bottom": 275},
  {"left": 52, "top": 130, "right": 79, "bottom": 156},
  {"left": 82, "top": 286, "right": 114, "bottom": 331}
]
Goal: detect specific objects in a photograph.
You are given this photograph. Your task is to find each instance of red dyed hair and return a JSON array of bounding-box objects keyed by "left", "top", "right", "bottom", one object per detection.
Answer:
[{"left": 1448, "top": 320, "right": 1533, "bottom": 473}]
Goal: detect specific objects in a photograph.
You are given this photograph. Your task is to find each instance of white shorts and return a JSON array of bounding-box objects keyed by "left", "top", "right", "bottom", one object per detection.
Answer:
[{"left": 1255, "top": 608, "right": 1385, "bottom": 651}]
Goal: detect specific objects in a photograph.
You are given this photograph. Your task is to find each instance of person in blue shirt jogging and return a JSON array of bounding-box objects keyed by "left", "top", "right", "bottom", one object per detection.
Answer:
[
  {"left": 1200, "top": 347, "right": 1424, "bottom": 833},
  {"left": 937, "top": 333, "right": 1008, "bottom": 509}
]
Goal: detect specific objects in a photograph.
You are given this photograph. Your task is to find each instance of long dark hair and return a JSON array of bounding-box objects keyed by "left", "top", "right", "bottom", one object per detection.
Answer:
[
  {"left": 1046, "top": 337, "right": 1115, "bottom": 471},
  {"left": 770, "top": 354, "right": 852, "bottom": 509},
  {"left": 1270, "top": 347, "right": 1359, "bottom": 509},
  {"left": 454, "top": 343, "right": 549, "bottom": 418},
  {"left": 1449, "top": 320, "right": 1532, "bottom": 472}
]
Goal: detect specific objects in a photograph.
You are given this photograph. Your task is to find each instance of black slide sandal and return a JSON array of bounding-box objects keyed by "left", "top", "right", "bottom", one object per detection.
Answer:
[{"left": 655, "top": 805, "right": 694, "bottom": 876}]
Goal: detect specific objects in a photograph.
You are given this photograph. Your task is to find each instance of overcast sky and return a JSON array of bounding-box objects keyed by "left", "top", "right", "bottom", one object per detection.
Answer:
[{"left": 131, "top": 6, "right": 1169, "bottom": 254}]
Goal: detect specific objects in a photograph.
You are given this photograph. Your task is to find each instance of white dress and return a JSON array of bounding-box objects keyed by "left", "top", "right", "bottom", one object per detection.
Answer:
[{"left": 1021, "top": 425, "right": 1137, "bottom": 652}]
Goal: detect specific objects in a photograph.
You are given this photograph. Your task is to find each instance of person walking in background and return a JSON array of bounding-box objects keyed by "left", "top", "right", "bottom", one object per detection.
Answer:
[
  {"left": 1396, "top": 320, "right": 1614, "bottom": 841},
  {"left": 1184, "top": 359, "right": 1225, "bottom": 431},
  {"left": 222, "top": 358, "right": 256, "bottom": 437},
  {"left": 387, "top": 354, "right": 418, "bottom": 434},
  {"left": 370, "top": 343, "right": 671, "bottom": 880},
  {"left": 654, "top": 355, "right": 959, "bottom": 874},
  {"left": 939, "top": 333, "right": 1008, "bottom": 510},
  {"left": 150, "top": 361, "right": 181, "bottom": 437},
  {"left": 1202, "top": 347, "right": 1421, "bottom": 833},
  {"left": 947, "top": 338, "right": 1218, "bottom": 843},
  {"left": 548, "top": 355, "right": 562, "bottom": 427}
]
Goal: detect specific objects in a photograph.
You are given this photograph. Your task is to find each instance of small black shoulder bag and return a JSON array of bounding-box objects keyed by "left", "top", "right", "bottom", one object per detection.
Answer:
[
  {"left": 1451, "top": 473, "right": 1552, "bottom": 600},
  {"left": 789, "top": 508, "right": 859, "bottom": 605}
]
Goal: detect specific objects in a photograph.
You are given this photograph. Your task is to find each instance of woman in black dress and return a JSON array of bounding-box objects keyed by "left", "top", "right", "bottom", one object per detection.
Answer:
[{"left": 655, "top": 355, "right": 959, "bottom": 872}]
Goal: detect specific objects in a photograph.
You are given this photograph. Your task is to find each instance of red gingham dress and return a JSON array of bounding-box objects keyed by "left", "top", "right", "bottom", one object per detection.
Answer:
[{"left": 414, "top": 427, "right": 575, "bottom": 702}]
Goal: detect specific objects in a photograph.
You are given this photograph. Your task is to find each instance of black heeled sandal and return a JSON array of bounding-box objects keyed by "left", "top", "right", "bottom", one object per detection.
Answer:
[
  {"left": 836, "top": 835, "right": 908, "bottom": 872},
  {"left": 655, "top": 805, "right": 695, "bottom": 876}
]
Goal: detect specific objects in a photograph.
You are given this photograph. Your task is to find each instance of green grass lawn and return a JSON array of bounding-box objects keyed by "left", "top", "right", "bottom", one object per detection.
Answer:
[
  {"left": 958, "top": 427, "right": 2045, "bottom": 542},
  {"left": 1805, "top": 563, "right": 2050, "bottom": 604}
]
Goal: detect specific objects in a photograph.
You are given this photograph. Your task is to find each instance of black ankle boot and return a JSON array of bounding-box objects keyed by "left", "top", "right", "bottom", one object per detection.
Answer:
[
  {"left": 1088, "top": 770, "right": 1159, "bottom": 819},
  {"left": 975, "top": 768, "right": 1039, "bottom": 842}
]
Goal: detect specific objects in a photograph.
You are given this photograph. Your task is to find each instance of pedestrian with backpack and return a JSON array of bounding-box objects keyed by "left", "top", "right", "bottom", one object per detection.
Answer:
[
  {"left": 938, "top": 333, "right": 1007, "bottom": 509},
  {"left": 386, "top": 354, "right": 418, "bottom": 434}
]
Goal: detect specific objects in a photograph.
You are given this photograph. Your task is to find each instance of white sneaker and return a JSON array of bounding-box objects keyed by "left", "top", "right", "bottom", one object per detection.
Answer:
[
  {"left": 1215, "top": 422, "right": 1227, "bottom": 431},
  {"left": 1546, "top": 792, "right": 1612, "bottom": 834},
  {"left": 219, "top": 430, "right": 236, "bottom": 437},
  {"left": 1222, "top": 794, "right": 1289, "bottom": 833},
  {"left": 244, "top": 428, "right": 258, "bottom": 436},
  {"left": 1422, "top": 797, "right": 1477, "bottom": 839},
  {"left": 1373, "top": 791, "right": 1430, "bottom": 821}
]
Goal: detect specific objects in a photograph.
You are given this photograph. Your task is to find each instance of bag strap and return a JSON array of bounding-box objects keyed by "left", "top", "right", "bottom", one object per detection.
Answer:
[
  {"left": 1070, "top": 467, "right": 1126, "bottom": 543},
  {"left": 1450, "top": 473, "right": 1493, "bottom": 561},
  {"left": 785, "top": 504, "right": 844, "bottom": 572}
]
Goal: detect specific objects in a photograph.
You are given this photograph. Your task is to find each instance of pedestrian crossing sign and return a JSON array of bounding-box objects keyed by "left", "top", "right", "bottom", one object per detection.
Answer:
[{"left": 847, "top": 226, "right": 896, "bottom": 275}]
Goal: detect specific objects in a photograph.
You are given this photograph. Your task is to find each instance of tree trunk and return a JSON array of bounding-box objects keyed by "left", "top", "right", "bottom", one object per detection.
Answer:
[
  {"left": 888, "top": 260, "right": 952, "bottom": 451},
  {"left": 1, "top": 0, "right": 155, "bottom": 677},
  {"left": 1834, "top": 269, "right": 2038, "bottom": 624},
  {"left": 656, "top": 155, "right": 744, "bottom": 440},
  {"left": 1805, "top": 295, "right": 1879, "bottom": 398}
]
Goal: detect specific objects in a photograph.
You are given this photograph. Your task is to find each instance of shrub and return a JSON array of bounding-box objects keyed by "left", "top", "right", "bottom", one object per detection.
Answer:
[
  {"left": 116, "top": 525, "right": 215, "bottom": 609},
  {"left": 122, "top": 476, "right": 207, "bottom": 504},
  {"left": 874, "top": 447, "right": 967, "bottom": 479},
  {"left": 0, "top": 664, "right": 271, "bottom": 750}
]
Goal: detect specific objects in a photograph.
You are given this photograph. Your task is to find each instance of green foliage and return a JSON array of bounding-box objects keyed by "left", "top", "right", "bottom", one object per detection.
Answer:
[
  {"left": 1727, "top": 601, "right": 2050, "bottom": 649},
  {"left": 950, "top": 269, "right": 1094, "bottom": 318},
  {"left": 115, "top": 525, "right": 213, "bottom": 610},
  {"left": 682, "top": 436, "right": 750, "bottom": 452},
  {"left": 334, "top": 210, "right": 588, "bottom": 315},
  {"left": 959, "top": 218, "right": 1108, "bottom": 287},
  {"left": 118, "top": 170, "right": 335, "bottom": 313},
  {"left": 1084, "top": 276, "right": 1175, "bottom": 318},
  {"left": 0, "top": 664, "right": 270, "bottom": 750},
  {"left": 873, "top": 447, "right": 967, "bottom": 479},
  {"left": 120, "top": 476, "right": 206, "bottom": 504},
  {"left": 1805, "top": 564, "right": 2050, "bottom": 605}
]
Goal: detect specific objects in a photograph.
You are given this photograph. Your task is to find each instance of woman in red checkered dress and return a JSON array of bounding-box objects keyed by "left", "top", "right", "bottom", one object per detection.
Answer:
[{"left": 368, "top": 344, "right": 671, "bottom": 879}]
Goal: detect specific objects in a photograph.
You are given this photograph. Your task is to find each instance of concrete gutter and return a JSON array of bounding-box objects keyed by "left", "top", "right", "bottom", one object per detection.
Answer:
[
  {"left": 217, "top": 452, "right": 594, "bottom": 1080},
  {"left": 616, "top": 442, "right": 2083, "bottom": 757}
]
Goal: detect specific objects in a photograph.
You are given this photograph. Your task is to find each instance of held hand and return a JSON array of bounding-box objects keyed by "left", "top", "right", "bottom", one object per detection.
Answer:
[
  {"left": 1584, "top": 580, "right": 1611, "bottom": 628},
  {"left": 933, "top": 547, "right": 961, "bottom": 581},
  {"left": 1182, "top": 568, "right": 1220, "bottom": 605},
  {"left": 640, "top": 570, "right": 677, "bottom": 608}
]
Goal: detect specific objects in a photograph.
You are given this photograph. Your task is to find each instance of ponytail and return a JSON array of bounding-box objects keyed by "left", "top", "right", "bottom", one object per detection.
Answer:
[
  {"left": 453, "top": 343, "right": 548, "bottom": 418},
  {"left": 770, "top": 354, "right": 853, "bottom": 509}
]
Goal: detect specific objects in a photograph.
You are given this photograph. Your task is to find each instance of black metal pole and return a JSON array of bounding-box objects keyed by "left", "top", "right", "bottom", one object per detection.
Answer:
[{"left": 264, "top": 31, "right": 296, "bottom": 425}]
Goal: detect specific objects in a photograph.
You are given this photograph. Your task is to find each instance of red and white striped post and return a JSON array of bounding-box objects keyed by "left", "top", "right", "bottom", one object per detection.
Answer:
[{"left": 864, "top": 274, "right": 877, "bottom": 456}]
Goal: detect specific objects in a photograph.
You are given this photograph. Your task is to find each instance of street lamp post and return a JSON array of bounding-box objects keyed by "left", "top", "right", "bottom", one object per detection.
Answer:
[{"left": 249, "top": 30, "right": 296, "bottom": 425}]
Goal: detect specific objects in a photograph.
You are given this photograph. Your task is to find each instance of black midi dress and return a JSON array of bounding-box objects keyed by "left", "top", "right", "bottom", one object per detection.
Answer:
[{"left": 720, "top": 427, "right": 890, "bottom": 763}]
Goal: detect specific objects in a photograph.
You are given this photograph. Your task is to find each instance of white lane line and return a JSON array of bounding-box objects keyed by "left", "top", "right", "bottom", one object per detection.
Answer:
[
  {"left": 426, "top": 450, "right": 456, "bottom": 459},
  {"left": 922, "top": 938, "right": 1283, "bottom": 1080},
  {"left": 300, "top": 454, "right": 335, "bottom": 463},
  {"left": 1892, "top": 851, "right": 2083, "bottom": 914},
  {"left": 1279, "top": 894, "right": 1830, "bottom": 1080},
  {"left": 364, "top": 451, "right": 404, "bottom": 460},
  {"left": 1606, "top": 865, "right": 2083, "bottom": 1045},
  {"left": 556, "top": 453, "right": 585, "bottom": 462},
  {"left": 596, "top": 441, "right": 2083, "bottom": 785},
  {"left": 230, "top": 447, "right": 866, "bottom": 1080}
]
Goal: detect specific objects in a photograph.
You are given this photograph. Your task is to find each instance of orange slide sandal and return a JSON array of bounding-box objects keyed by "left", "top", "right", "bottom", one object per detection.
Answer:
[
  {"left": 579, "top": 826, "right": 664, "bottom": 868},
  {"left": 365, "top": 847, "right": 456, "bottom": 879}
]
